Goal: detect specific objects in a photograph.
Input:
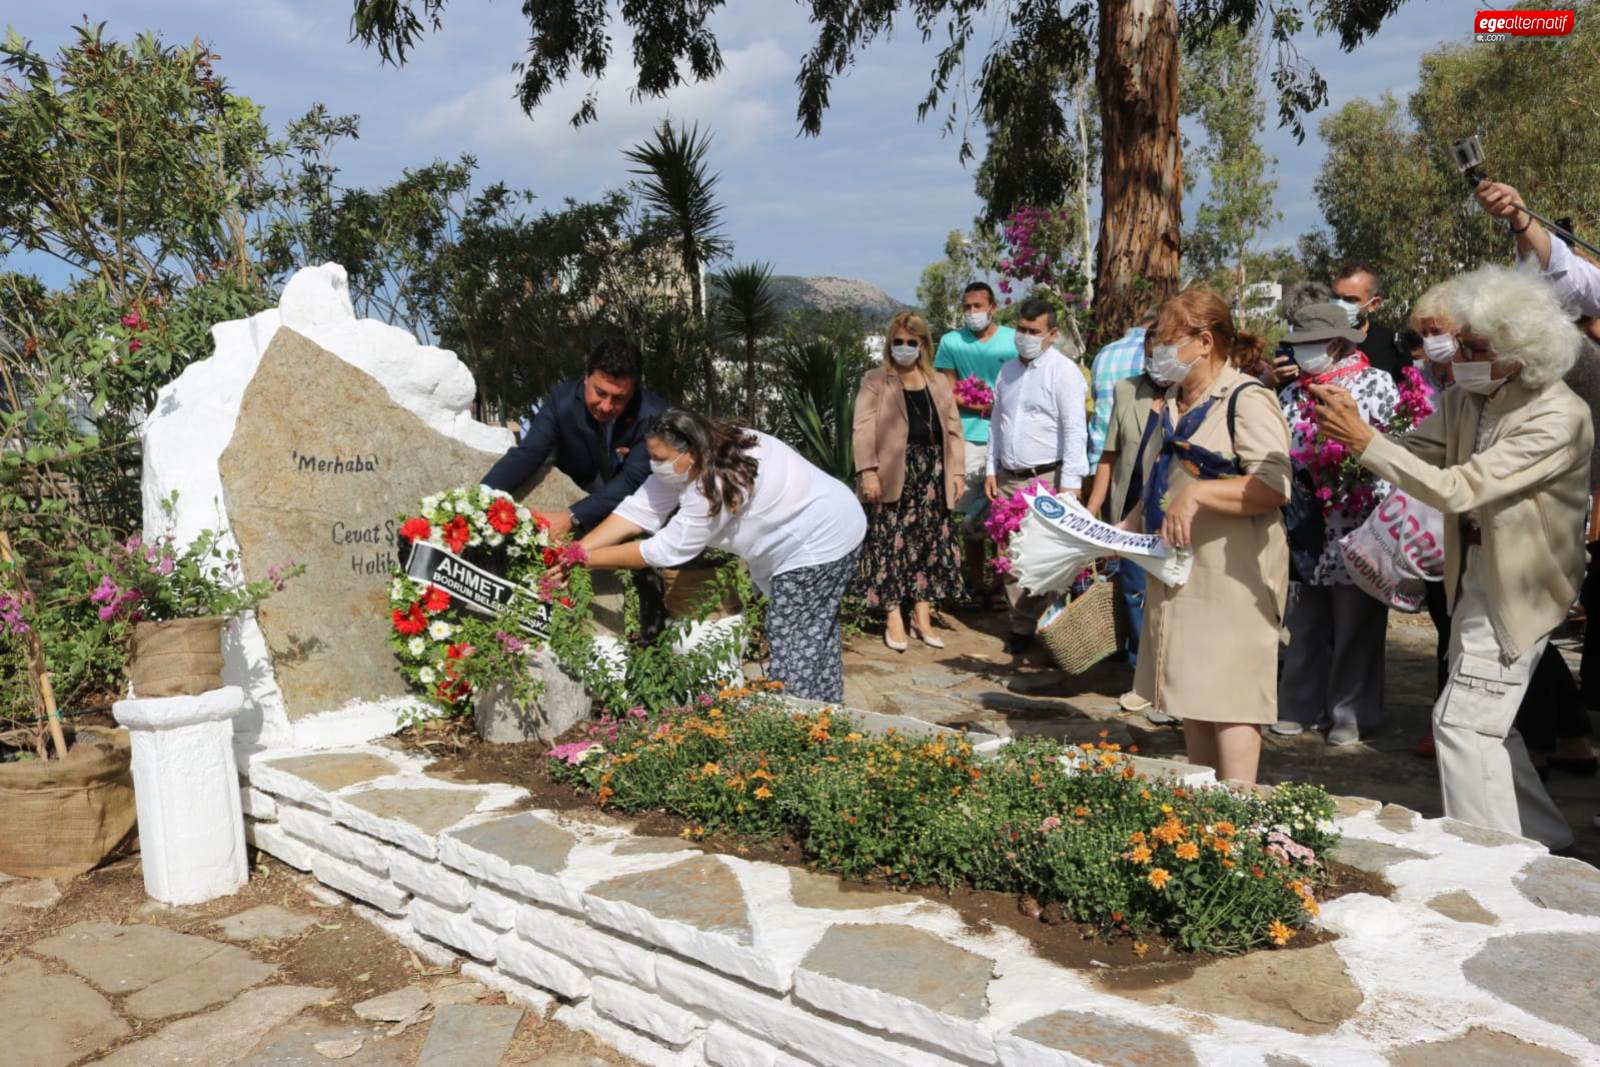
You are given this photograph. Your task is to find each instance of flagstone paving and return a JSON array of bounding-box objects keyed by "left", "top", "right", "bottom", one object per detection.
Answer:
[
  {"left": 0, "top": 956, "right": 129, "bottom": 1067},
  {"left": 212, "top": 903, "right": 319, "bottom": 941},
  {"left": 1386, "top": 1027, "right": 1580, "bottom": 1067},
  {"left": 1462, "top": 930, "right": 1600, "bottom": 1046},
  {"left": 1001, "top": 1010, "right": 1201, "bottom": 1067},
  {"left": 1424, "top": 890, "right": 1498, "bottom": 925},
  {"left": 1514, "top": 854, "right": 1600, "bottom": 916}
]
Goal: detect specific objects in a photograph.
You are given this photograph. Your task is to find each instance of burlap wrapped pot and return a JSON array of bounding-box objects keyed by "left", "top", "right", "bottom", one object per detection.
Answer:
[{"left": 130, "top": 617, "right": 226, "bottom": 698}]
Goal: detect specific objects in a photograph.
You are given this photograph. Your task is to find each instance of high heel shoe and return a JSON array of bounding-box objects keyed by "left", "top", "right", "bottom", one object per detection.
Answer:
[
  {"left": 884, "top": 631, "right": 908, "bottom": 653},
  {"left": 909, "top": 622, "right": 945, "bottom": 649}
]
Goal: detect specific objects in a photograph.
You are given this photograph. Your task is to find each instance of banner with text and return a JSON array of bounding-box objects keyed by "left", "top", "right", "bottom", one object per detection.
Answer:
[
  {"left": 1012, "top": 490, "right": 1193, "bottom": 595},
  {"left": 404, "top": 541, "right": 550, "bottom": 638}
]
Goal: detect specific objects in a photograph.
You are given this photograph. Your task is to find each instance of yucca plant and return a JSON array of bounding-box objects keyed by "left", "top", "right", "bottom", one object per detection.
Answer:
[
  {"left": 711, "top": 262, "right": 779, "bottom": 424},
  {"left": 775, "top": 339, "right": 856, "bottom": 483}
]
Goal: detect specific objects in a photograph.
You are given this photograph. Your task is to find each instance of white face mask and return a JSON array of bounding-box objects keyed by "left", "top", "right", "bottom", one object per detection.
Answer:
[
  {"left": 889, "top": 342, "right": 921, "bottom": 366},
  {"left": 1421, "top": 334, "right": 1457, "bottom": 363},
  {"left": 1332, "top": 298, "right": 1363, "bottom": 327},
  {"left": 964, "top": 310, "right": 991, "bottom": 333},
  {"left": 1015, "top": 333, "right": 1047, "bottom": 361},
  {"left": 1147, "top": 340, "right": 1197, "bottom": 385},
  {"left": 650, "top": 456, "right": 691, "bottom": 487},
  {"left": 1292, "top": 342, "right": 1335, "bottom": 377},
  {"left": 1452, "top": 359, "right": 1505, "bottom": 395}
]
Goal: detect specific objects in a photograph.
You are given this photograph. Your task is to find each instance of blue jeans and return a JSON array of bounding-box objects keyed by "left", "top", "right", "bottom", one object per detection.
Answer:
[{"left": 1111, "top": 559, "right": 1145, "bottom": 666}]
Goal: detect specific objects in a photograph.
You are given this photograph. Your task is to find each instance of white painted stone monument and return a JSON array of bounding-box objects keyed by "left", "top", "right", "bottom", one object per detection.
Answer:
[{"left": 140, "top": 264, "right": 621, "bottom": 749}]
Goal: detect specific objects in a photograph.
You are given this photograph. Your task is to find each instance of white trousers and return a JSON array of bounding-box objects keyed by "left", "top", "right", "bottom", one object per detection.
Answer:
[{"left": 1434, "top": 549, "right": 1573, "bottom": 849}]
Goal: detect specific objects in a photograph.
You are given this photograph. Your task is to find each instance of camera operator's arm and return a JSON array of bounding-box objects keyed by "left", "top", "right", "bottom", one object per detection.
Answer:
[{"left": 1476, "top": 182, "right": 1600, "bottom": 317}]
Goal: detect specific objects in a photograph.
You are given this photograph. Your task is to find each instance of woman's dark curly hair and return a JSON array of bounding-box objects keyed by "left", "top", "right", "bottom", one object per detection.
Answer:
[{"left": 647, "top": 407, "right": 760, "bottom": 517}]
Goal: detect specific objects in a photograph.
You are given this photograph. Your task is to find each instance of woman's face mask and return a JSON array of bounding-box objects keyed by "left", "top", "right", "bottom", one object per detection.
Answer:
[
  {"left": 889, "top": 341, "right": 921, "bottom": 366},
  {"left": 649, "top": 448, "right": 692, "bottom": 487},
  {"left": 1421, "top": 333, "right": 1457, "bottom": 363},
  {"left": 1147, "top": 335, "right": 1201, "bottom": 385},
  {"left": 1291, "top": 342, "right": 1336, "bottom": 377}
]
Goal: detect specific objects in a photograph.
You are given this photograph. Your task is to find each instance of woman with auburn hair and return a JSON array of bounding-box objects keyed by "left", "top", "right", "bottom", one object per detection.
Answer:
[
  {"left": 1313, "top": 264, "right": 1587, "bottom": 849},
  {"left": 852, "top": 312, "right": 966, "bottom": 649},
  {"left": 1119, "top": 288, "right": 1292, "bottom": 784},
  {"left": 574, "top": 407, "right": 866, "bottom": 702}
]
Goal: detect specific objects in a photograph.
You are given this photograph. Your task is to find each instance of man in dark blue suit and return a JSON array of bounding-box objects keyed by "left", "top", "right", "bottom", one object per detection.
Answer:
[{"left": 482, "top": 338, "right": 670, "bottom": 636}]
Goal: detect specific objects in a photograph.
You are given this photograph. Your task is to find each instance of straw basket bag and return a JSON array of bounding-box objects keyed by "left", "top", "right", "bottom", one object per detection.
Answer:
[
  {"left": 1037, "top": 574, "right": 1123, "bottom": 674},
  {"left": 129, "top": 617, "right": 226, "bottom": 697}
]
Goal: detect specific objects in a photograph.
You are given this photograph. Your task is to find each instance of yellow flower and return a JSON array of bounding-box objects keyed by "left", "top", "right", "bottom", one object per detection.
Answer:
[
  {"left": 1175, "top": 841, "right": 1200, "bottom": 862},
  {"left": 753, "top": 785, "right": 773, "bottom": 800},
  {"left": 1148, "top": 868, "right": 1171, "bottom": 890},
  {"left": 1160, "top": 803, "right": 1173, "bottom": 814},
  {"left": 845, "top": 732, "right": 863, "bottom": 742},
  {"left": 1268, "top": 919, "right": 1294, "bottom": 946},
  {"left": 1132, "top": 941, "right": 1150, "bottom": 958},
  {"left": 701, "top": 762, "right": 720, "bottom": 776}
]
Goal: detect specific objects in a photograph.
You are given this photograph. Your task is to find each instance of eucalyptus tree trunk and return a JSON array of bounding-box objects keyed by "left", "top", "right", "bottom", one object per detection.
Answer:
[{"left": 1093, "top": 0, "right": 1181, "bottom": 344}]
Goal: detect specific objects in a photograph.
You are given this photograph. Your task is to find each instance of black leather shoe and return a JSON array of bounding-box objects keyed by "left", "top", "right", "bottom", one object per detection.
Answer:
[{"left": 1003, "top": 632, "right": 1036, "bottom": 656}]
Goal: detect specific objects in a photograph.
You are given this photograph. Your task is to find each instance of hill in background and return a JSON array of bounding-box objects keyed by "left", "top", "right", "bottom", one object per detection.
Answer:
[{"left": 770, "top": 275, "right": 911, "bottom": 323}]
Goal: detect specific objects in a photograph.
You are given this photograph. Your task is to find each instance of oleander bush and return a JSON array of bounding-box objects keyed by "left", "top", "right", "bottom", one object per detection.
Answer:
[{"left": 549, "top": 685, "right": 1338, "bottom": 954}]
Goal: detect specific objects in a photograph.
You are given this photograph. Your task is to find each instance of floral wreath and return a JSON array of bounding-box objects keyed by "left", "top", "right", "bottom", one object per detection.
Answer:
[{"left": 388, "top": 485, "right": 593, "bottom": 715}]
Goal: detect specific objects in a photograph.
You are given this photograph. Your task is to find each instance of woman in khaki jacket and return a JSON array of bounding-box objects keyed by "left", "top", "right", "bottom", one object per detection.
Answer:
[
  {"left": 852, "top": 312, "right": 966, "bottom": 650},
  {"left": 1120, "top": 289, "right": 1292, "bottom": 785},
  {"left": 1313, "top": 264, "right": 1587, "bottom": 849}
]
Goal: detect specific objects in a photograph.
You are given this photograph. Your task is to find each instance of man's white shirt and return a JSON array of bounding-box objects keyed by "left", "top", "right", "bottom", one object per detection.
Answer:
[{"left": 985, "top": 346, "right": 1090, "bottom": 490}]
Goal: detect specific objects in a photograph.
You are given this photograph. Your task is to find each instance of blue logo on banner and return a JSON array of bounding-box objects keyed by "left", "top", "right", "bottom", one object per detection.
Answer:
[{"left": 1032, "top": 495, "right": 1066, "bottom": 520}]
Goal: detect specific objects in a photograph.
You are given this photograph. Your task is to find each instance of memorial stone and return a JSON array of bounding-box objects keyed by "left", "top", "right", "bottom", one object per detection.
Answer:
[{"left": 143, "top": 264, "right": 623, "bottom": 741}]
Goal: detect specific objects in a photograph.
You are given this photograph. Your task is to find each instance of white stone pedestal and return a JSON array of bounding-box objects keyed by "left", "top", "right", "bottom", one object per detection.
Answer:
[{"left": 114, "top": 686, "right": 248, "bottom": 904}]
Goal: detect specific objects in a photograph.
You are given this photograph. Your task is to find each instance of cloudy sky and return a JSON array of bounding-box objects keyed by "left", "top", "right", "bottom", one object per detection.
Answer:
[{"left": 7, "top": 0, "right": 1473, "bottom": 301}]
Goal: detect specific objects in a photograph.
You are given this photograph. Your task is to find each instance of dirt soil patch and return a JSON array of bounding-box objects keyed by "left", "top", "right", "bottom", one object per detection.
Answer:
[{"left": 420, "top": 733, "right": 1385, "bottom": 981}]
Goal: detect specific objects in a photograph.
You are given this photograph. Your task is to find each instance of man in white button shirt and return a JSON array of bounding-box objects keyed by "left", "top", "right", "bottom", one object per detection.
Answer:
[
  {"left": 1476, "top": 181, "right": 1600, "bottom": 317},
  {"left": 983, "top": 298, "right": 1090, "bottom": 654}
]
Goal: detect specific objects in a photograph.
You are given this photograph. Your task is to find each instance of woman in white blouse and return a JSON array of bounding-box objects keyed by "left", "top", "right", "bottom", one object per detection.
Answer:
[{"left": 573, "top": 407, "right": 867, "bottom": 702}]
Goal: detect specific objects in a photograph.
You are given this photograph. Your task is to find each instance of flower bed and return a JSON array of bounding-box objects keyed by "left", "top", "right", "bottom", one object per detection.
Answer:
[{"left": 547, "top": 685, "right": 1337, "bottom": 954}]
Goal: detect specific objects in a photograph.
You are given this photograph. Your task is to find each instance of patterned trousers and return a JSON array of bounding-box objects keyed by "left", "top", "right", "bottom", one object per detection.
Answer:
[{"left": 766, "top": 549, "right": 860, "bottom": 703}]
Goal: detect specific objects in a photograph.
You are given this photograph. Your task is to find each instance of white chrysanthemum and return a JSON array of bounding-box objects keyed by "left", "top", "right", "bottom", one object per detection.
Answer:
[
  {"left": 422, "top": 493, "right": 441, "bottom": 512},
  {"left": 428, "top": 620, "right": 453, "bottom": 640},
  {"left": 419, "top": 666, "right": 437, "bottom": 684},
  {"left": 514, "top": 525, "right": 532, "bottom": 544},
  {"left": 390, "top": 579, "right": 406, "bottom": 599},
  {"left": 407, "top": 637, "right": 426, "bottom": 655},
  {"left": 485, "top": 532, "right": 504, "bottom": 547}
]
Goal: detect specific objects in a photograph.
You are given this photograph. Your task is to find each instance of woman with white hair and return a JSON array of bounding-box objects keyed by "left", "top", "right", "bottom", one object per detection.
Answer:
[{"left": 1312, "top": 264, "right": 1590, "bottom": 849}]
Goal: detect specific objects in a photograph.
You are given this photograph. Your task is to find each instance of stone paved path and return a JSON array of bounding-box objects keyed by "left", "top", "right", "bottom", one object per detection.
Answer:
[{"left": 0, "top": 854, "right": 634, "bottom": 1067}]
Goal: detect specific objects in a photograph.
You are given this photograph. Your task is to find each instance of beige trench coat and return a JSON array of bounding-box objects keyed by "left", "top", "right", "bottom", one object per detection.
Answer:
[
  {"left": 852, "top": 367, "right": 965, "bottom": 507},
  {"left": 1134, "top": 365, "right": 1292, "bottom": 724}
]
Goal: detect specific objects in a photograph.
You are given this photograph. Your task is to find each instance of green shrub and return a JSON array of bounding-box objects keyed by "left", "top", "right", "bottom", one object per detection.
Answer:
[{"left": 550, "top": 687, "right": 1338, "bottom": 954}]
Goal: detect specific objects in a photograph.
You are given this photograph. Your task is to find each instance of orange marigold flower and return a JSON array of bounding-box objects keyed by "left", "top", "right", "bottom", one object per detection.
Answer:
[
  {"left": 1268, "top": 919, "right": 1294, "bottom": 946},
  {"left": 1175, "top": 841, "right": 1200, "bottom": 862},
  {"left": 1213, "top": 821, "right": 1237, "bottom": 837},
  {"left": 1128, "top": 845, "right": 1153, "bottom": 864},
  {"left": 753, "top": 785, "right": 773, "bottom": 800},
  {"left": 1072, "top": 806, "right": 1090, "bottom": 818},
  {"left": 1132, "top": 941, "right": 1150, "bottom": 957},
  {"left": 1211, "top": 838, "right": 1233, "bottom": 855},
  {"left": 1148, "top": 868, "right": 1171, "bottom": 890},
  {"left": 1121, "top": 765, "right": 1136, "bottom": 779},
  {"left": 1152, "top": 817, "right": 1186, "bottom": 845},
  {"left": 701, "top": 762, "right": 720, "bottom": 776},
  {"left": 1220, "top": 859, "right": 1236, "bottom": 869},
  {"left": 1127, "top": 830, "right": 1147, "bottom": 846}
]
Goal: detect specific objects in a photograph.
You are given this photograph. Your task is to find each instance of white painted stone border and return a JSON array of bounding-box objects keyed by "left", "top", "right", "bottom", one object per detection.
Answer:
[{"left": 234, "top": 743, "right": 1600, "bottom": 1066}]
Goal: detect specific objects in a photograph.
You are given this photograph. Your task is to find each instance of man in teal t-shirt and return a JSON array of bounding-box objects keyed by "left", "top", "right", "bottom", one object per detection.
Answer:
[{"left": 934, "top": 282, "right": 1016, "bottom": 596}]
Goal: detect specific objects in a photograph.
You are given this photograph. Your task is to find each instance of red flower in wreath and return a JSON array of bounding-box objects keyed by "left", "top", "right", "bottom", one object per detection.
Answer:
[
  {"left": 559, "top": 596, "right": 574, "bottom": 608},
  {"left": 486, "top": 498, "right": 518, "bottom": 535},
  {"left": 542, "top": 547, "right": 560, "bottom": 566},
  {"left": 398, "top": 517, "right": 431, "bottom": 543},
  {"left": 443, "top": 515, "right": 470, "bottom": 553},
  {"left": 422, "top": 585, "right": 450, "bottom": 613},
  {"left": 434, "top": 678, "right": 471, "bottom": 704},
  {"left": 445, "top": 642, "right": 475, "bottom": 660},
  {"left": 534, "top": 513, "right": 551, "bottom": 531},
  {"left": 392, "top": 602, "right": 426, "bottom": 636}
]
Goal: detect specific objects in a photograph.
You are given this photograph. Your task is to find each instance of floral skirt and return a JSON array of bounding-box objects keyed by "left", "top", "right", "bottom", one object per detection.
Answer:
[{"left": 855, "top": 444, "right": 965, "bottom": 609}]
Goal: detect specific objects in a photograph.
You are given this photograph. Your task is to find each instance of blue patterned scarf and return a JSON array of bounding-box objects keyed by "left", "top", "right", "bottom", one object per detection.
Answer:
[{"left": 1141, "top": 396, "right": 1244, "bottom": 533}]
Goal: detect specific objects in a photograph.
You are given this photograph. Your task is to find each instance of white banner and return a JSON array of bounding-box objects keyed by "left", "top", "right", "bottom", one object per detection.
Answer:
[{"left": 1010, "top": 489, "right": 1193, "bottom": 596}]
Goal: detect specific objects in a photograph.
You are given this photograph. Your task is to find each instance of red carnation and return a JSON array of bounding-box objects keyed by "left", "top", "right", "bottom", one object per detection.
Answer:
[
  {"left": 399, "top": 517, "right": 431, "bottom": 543},
  {"left": 445, "top": 642, "right": 475, "bottom": 660},
  {"left": 534, "top": 513, "right": 551, "bottom": 531},
  {"left": 422, "top": 586, "right": 450, "bottom": 613},
  {"left": 542, "top": 547, "right": 560, "bottom": 566},
  {"left": 486, "top": 498, "right": 518, "bottom": 535},
  {"left": 391, "top": 603, "right": 426, "bottom": 636},
  {"left": 559, "top": 596, "right": 574, "bottom": 608},
  {"left": 443, "top": 515, "right": 470, "bottom": 553}
]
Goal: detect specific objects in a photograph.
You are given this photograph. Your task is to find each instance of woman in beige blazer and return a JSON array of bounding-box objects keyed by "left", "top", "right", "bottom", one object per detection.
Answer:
[
  {"left": 1312, "top": 264, "right": 1587, "bottom": 849},
  {"left": 1120, "top": 289, "right": 1292, "bottom": 786},
  {"left": 852, "top": 312, "right": 966, "bottom": 650}
]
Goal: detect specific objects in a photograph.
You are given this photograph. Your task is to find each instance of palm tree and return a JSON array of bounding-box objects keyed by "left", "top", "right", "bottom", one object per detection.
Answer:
[
  {"left": 774, "top": 339, "right": 856, "bottom": 483},
  {"left": 711, "top": 262, "right": 779, "bottom": 424},
  {"left": 624, "top": 121, "right": 731, "bottom": 408}
]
